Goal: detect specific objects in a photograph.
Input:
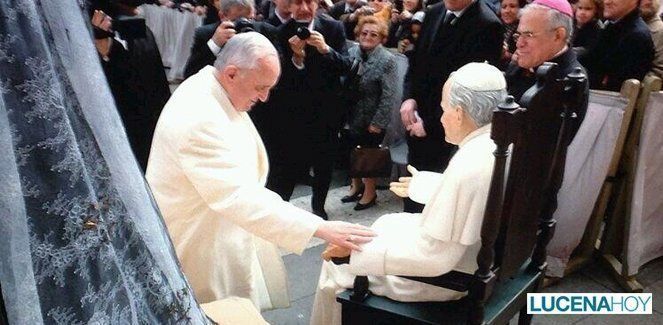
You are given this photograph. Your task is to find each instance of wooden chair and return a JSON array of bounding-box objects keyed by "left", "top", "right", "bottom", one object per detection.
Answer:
[
  {"left": 560, "top": 79, "right": 641, "bottom": 278},
  {"left": 334, "top": 64, "right": 587, "bottom": 324},
  {"left": 597, "top": 75, "right": 663, "bottom": 292}
]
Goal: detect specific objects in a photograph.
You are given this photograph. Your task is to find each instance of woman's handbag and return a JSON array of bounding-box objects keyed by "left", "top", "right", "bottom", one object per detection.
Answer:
[{"left": 349, "top": 145, "right": 393, "bottom": 178}]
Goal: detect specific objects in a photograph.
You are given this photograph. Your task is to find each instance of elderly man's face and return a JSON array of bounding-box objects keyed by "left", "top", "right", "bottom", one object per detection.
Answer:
[
  {"left": 290, "top": 0, "right": 318, "bottom": 22},
  {"left": 604, "top": 0, "right": 638, "bottom": 20},
  {"left": 444, "top": 0, "right": 473, "bottom": 11},
  {"left": 440, "top": 80, "right": 464, "bottom": 145},
  {"left": 515, "top": 9, "right": 566, "bottom": 70},
  {"left": 225, "top": 56, "right": 281, "bottom": 111}
]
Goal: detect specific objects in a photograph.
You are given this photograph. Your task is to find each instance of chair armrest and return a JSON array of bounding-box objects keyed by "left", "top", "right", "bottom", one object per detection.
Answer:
[
  {"left": 401, "top": 270, "right": 474, "bottom": 292},
  {"left": 331, "top": 256, "right": 350, "bottom": 265}
]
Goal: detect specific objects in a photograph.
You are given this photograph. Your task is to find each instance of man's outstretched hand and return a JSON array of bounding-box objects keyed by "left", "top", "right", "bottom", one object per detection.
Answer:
[{"left": 314, "top": 221, "right": 376, "bottom": 252}]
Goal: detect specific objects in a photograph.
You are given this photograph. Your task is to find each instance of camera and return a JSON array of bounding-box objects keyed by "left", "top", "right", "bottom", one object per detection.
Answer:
[
  {"left": 296, "top": 26, "right": 311, "bottom": 40},
  {"left": 114, "top": 15, "right": 146, "bottom": 39},
  {"left": 233, "top": 18, "right": 255, "bottom": 33},
  {"left": 394, "top": 0, "right": 404, "bottom": 12}
]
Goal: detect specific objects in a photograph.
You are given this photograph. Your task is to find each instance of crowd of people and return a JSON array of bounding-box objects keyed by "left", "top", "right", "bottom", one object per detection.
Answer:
[{"left": 87, "top": 0, "right": 663, "bottom": 323}]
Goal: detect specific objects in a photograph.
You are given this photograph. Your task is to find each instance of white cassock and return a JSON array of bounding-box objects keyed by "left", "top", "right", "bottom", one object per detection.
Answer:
[
  {"left": 146, "top": 66, "right": 323, "bottom": 310},
  {"left": 310, "top": 124, "right": 495, "bottom": 325}
]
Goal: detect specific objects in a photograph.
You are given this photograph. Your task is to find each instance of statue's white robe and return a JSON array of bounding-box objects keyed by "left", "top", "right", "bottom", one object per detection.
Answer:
[
  {"left": 147, "top": 66, "right": 322, "bottom": 310},
  {"left": 311, "top": 125, "right": 495, "bottom": 325}
]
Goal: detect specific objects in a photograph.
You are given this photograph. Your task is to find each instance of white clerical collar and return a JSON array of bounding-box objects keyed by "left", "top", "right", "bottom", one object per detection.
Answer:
[
  {"left": 447, "top": 0, "right": 476, "bottom": 19},
  {"left": 553, "top": 45, "right": 569, "bottom": 59},
  {"left": 275, "top": 10, "right": 290, "bottom": 24},
  {"left": 526, "top": 45, "right": 569, "bottom": 73},
  {"left": 458, "top": 123, "right": 491, "bottom": 148}
]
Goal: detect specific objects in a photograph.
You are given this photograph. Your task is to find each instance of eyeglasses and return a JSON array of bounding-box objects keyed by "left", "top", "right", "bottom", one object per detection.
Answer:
[
  {"left": 360, "top": 31, "right": 380, "bottom": 38},
  {"left": 512, "top": 29, "right": 554, "bottom": 42},
  {"left": 367, "top": 0, "right": 386, "bottom": 2}
]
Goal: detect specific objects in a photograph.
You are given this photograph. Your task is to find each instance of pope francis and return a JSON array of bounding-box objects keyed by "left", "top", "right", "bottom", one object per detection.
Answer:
[
  {"left": 146, "top": 32, "right": 375, "bottom": 311},
  {"left": 310, "top": 62, "right": 508, "bottom": 325}
]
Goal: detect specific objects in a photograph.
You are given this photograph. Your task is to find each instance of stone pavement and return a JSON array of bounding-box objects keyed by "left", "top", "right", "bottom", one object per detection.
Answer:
[{"left": 261, "top": 184, "right": 663, "bottom": 325}]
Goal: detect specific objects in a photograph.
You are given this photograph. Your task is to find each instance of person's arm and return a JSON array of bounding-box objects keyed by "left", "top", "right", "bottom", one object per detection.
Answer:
[
  {"left": 184, "top": 22, "right": 235, "bottom": 79},
  {"left": 178, "top": 121, "right": 321, "bottom": 254},
  {"left": 306, "top": 28, "right": 354, "bottom": 74},
  {"left": 651, "top": 34, "right": 663, "bottom": 79},
  {"left": 349, "top": 225, "right": 468, "bottom": 277},
  {"left": 408, "top": 170, "right": 444, "bottom": 204},
  {"left": 184, "top": 30, "right": 216, "bottom": 79},
  {"left": 178, "top": 119, "right": 374, "bottom": 253}
]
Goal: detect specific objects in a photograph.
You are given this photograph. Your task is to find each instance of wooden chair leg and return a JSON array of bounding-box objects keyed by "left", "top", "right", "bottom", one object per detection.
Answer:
[{"left": 517, "top": 305, "right": 533, "bottom": 325}]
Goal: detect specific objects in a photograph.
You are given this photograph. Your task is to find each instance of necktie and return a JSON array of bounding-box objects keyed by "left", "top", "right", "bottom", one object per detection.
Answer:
[{"left": 444, "top": 12, "right": 457, "bottom": 26}]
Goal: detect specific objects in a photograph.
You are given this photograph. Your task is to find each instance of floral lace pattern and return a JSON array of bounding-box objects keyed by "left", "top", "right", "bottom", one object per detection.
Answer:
[{"left": 0, "top": 1, "right": 209, "bottom": 323}]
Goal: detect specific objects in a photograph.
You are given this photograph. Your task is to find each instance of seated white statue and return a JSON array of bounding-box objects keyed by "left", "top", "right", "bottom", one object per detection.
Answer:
[{"left": 310, "top": 62, "right": 508, "bottom": 325}]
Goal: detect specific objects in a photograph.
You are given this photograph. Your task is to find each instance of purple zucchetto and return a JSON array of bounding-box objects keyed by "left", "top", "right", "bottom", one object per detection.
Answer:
[{"left": 533, "top": 0, "right": 573, "bottom": 17}]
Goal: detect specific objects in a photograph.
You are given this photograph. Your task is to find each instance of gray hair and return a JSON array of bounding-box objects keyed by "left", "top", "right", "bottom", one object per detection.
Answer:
[
  {"left": 220, "top": 0, "right": 255, "bottom": 15},
  {"left": 520, "top": 3, "right": 574, "bottom": 44},
  {"left": 214, "top": 32, "right": 278, "bottom": 70},
  {"left": 448, "top": 77, "right": 508, "bottom": 127}
]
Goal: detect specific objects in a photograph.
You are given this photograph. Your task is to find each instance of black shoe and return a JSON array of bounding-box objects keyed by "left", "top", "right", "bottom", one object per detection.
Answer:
[
  {"left": 341, "top": 190, "right": 363, "bottom": 203},
  {"left": 341, "top": 184, "right": 364, "bottom": 203},
  {"left": 354, "top": 196, "right": 377, "bottom": 211},
  {"left": 313, "top": 209, "right": 329, "bottom": 220}
]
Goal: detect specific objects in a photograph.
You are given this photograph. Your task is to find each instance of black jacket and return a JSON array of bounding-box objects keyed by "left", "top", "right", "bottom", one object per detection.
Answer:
[
  {"left": 249, "top": 16, "right": 351, "bottom": 163},
  {"left": 572, "top": 20, "right": 601, "bottom": 59},
  {"left": 403, "top": 0, "right": 503, "bottom": 170},
  {"left": 182, "top": 21, "right": 278, "bottom": 79},
  {"left": 582, "top": 9, "right": 654, "bottom": 91},
  {"left": 505, "top": 48, "right": 589, "bottom": 138}
]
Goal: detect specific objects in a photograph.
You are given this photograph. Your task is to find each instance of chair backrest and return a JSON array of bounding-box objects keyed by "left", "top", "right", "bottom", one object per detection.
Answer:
[
  {"left": 600, "top": 75, "right": 663, "bottom": 274},
  {"left": 555, "top": 79, "right": 640, "bottom": 277},
  {"left": 475, "top": 63, "right": 586, "bottom": 289}
]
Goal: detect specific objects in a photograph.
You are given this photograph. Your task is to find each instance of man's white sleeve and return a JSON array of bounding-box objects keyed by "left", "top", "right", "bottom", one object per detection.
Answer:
[
  {"left": 349, "top": 225, "right": 467, "bottom": 277},
  {"left": 408, "top": 171, "right": 444, "bottom": 205},
  {"left": 178, "top": 120, "right": 322, "bottom": 255},
  {"left": 207, "top": 39, "right": 222, "bottom": 55}
]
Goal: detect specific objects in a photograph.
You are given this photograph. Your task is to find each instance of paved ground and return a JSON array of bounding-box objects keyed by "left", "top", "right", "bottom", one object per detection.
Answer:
[{"left": 261, "top": 181, "right": 663, "bottom": 325}]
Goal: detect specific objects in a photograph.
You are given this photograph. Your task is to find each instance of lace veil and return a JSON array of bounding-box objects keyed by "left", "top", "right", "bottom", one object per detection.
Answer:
[{"left": 0, "top": 1, "right": 209, "bottom": 323}]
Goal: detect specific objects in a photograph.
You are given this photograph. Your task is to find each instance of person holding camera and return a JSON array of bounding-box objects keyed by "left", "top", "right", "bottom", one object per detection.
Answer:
[
  {"left": 253, "top": 0, "right": 351, "bottom": 220},
  {"left": 183, "top": 0, "right": 278, "bottom": 79},
  {"left": 386, "top": 0, "right": 424, "bottom": 47},
  {"left": 90, "top": 2, "right": 171, "bottom": 172}
]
